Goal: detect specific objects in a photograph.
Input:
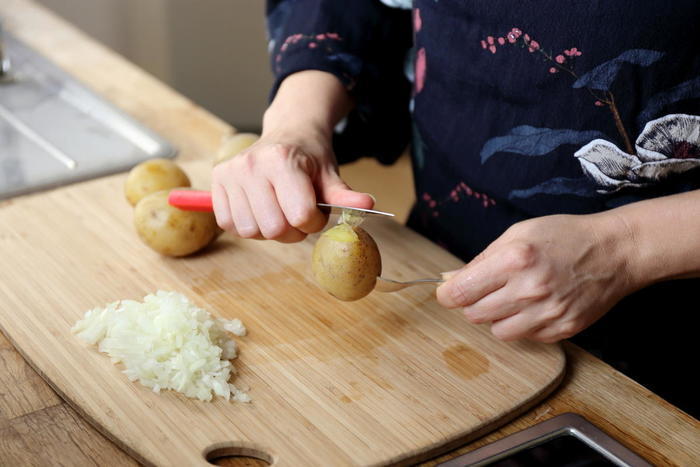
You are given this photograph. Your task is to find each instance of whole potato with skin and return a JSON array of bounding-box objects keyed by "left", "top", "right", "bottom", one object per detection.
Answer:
[
  {"left": 125, "top": 158, "right": 190, "bottom": 206},
  {"left": 214, "top": 133, "right": 260, "bottom": 165},
  {"left": 134, "top": 189, "right": 219, "bottom": 257},
  {"left": 311, "top": 223, "right": 382, "bottom": 301}
]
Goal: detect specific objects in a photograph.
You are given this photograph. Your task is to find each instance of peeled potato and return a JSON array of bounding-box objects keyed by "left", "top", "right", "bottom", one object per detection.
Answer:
[
  {"left": 214, "top": 132, "right": 260, "bottom": 165},
  {"left": 134, "top": 189, "right": 219, "bottom": 257},
  {"left": 311, "top": 223, "right": 382, "bottom": 301},
  {"left": 125, "top": 158, "right": 190, "bottom": 206}
]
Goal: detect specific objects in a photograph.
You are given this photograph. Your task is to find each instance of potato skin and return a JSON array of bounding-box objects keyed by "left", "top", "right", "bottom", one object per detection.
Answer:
[
  {"left": 311, "top": 223, "right": 382, "bottom": 301},
  {"left": 134, "top": 189, "right": 219, "bottom": 257},
  {"left": 125, "top": 158, "right": 190, "bottom": 206},
  {"left": 214, "top": 133, "right": 260, "bottom": 165}
]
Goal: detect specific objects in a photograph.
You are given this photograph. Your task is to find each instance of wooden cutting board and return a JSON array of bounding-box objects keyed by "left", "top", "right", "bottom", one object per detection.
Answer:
[{"left": 0, "top": 161, "right": 565, "bottom": 466}]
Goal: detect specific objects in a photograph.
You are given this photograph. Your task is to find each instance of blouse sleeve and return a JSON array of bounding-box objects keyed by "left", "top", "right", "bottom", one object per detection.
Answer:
[{"left": 266, "top": 0, "right": 413, "bottom": 165}]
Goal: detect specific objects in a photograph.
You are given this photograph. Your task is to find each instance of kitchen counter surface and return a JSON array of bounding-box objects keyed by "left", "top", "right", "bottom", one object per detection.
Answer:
[{"left": 0, "top": 1, "right": 698, "bottom": 465}]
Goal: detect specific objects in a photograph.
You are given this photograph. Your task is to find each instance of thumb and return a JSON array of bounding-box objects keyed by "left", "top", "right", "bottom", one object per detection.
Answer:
[{"left": 318, "top": 168, "right": 375, "bottom": 209}]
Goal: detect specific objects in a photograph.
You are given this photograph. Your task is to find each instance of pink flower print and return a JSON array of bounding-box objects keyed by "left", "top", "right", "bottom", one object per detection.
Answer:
[
  {"left": 276, "top": 32, "right": 345, "bottom": 73},
  {"left": 480, "top": 26, "right": 640, "bottom": 158},
  {"left": 282, "top": 34, "right": 301, "bottom": 47},
  {"left": 421, "top": 182, "right": 495, "bottom": 215},
  {"left": 415, "top": 47, "right": 427, "bottom": 93},
  {"left": 481, "top": 27, "right": 584, "bottom": 78},
  {"left": 414, "top": 8, "right": 422, "bottom": 32}
]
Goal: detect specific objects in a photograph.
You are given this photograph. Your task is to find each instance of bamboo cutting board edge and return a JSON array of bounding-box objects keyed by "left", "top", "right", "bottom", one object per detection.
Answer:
[
  {"left": 0, "top": 321, "right": 565, "bottom": 467},
  {"left": 380, "top": 363, "right": 566, "bottom": 467},
  {"left": 0, "top": 325, "right": 156, "bottom": 466}
]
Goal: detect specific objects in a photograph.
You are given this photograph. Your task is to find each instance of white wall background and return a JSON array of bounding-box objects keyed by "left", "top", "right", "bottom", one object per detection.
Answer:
[{"left": 37, "top": 0, "right": 274, "bottom": 132}]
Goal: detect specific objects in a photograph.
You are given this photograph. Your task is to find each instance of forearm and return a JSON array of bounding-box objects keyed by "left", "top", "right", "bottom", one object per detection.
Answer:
[
  {"left": 599, "top": 189, "right": 700, "bottom": 289},
  {"left": 263, "top": 70, "right": 353, "bottom": 139}
]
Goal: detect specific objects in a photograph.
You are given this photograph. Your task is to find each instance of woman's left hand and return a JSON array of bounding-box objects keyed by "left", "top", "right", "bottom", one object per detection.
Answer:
[{"left": 436, "top": 213, "right": 640, "bottom": 343}]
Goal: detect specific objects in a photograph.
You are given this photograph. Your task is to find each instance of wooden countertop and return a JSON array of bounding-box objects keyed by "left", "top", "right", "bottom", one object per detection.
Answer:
[{"left": 0, "top": 1, "right": 698, "bottom": 465}]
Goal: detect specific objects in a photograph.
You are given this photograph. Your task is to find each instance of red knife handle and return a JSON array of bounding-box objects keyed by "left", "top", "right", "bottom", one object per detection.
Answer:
[{"left": 168, "top": 189, "right": 213, "bottom": 212}]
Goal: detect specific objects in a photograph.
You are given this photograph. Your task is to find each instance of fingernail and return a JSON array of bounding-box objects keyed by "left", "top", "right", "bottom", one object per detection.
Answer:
[
  {"left": 364, "top": 193, "right": 376, "bottom": 204},
  {"left": 440, "top": 269, "right": 461, "bottom": 280}
]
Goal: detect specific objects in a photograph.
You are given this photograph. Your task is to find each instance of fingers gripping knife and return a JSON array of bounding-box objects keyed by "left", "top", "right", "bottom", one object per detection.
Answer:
[{"left": 167, "top": 189, "right": 395, "bottom": 218}]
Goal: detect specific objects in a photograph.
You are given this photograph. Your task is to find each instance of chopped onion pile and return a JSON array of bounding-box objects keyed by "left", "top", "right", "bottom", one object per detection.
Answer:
[{"left": 71, "top": 290, "right": 250, "bottom": 402}]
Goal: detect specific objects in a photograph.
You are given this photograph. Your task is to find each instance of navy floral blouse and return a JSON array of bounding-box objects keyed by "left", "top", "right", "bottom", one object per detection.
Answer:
[{"left": 266, "top": 1, "right": 700, "bottom": 416}]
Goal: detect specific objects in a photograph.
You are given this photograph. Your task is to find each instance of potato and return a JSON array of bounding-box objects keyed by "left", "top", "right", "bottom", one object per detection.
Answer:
[
  {"left": 311, "top": 222, "right": 382, "bottom": 301},
  {"left": 125, "top": 158, "right": 190, "bottom": 206},
  {"left": 214, "top": 133, "right": 260, "bottom": 165},
  {"left": 134, "top": 189, "right": 219, "bottom": 257}
]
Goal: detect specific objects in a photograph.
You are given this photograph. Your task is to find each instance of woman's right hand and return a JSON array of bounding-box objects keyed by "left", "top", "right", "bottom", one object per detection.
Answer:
[{"left": 211, "top": 71, "right": 374, "bottom": 243}]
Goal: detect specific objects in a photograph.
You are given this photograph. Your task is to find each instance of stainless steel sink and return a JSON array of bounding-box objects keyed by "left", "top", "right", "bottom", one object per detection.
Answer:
[{"left": 0, "top": 29, "right": 176, "bottom": 200}]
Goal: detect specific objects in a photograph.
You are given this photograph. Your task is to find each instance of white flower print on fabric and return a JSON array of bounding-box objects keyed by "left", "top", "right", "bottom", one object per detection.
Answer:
[
  {"left": 575, "top": 114, "right": 700, "bottom": 193},
  {"left": 379, "top": 0, "right": 413, "bottom": 10}
]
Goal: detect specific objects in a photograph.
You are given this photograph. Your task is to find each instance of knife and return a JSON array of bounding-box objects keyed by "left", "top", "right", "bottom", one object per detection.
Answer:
[{"left": 167, "top": 189, "right": 395, "bottom": 218}]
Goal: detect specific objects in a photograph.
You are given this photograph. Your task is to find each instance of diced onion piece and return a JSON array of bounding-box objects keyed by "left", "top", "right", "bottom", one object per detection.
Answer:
[
  {"left": 71, "top": 290, "right": 250, "bottom": 402},
  {"left": 218, "top": 318, "right": 247, "bottom": 336}
]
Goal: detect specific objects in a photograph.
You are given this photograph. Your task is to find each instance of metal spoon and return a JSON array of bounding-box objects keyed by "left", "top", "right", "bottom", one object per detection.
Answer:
[{"left": 375, "top": 276, "right": 444, "bottom": 293}]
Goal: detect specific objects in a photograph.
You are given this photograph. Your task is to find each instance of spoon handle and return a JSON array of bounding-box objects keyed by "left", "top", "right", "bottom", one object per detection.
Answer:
[{"left": 375, "top": 277, "right": 444, "bottom": 293}]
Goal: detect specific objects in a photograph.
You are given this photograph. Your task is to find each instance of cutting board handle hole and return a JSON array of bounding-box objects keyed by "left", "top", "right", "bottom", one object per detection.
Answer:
[{"left": 204, "top": 442, "right": 273, "bottom": 466}]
